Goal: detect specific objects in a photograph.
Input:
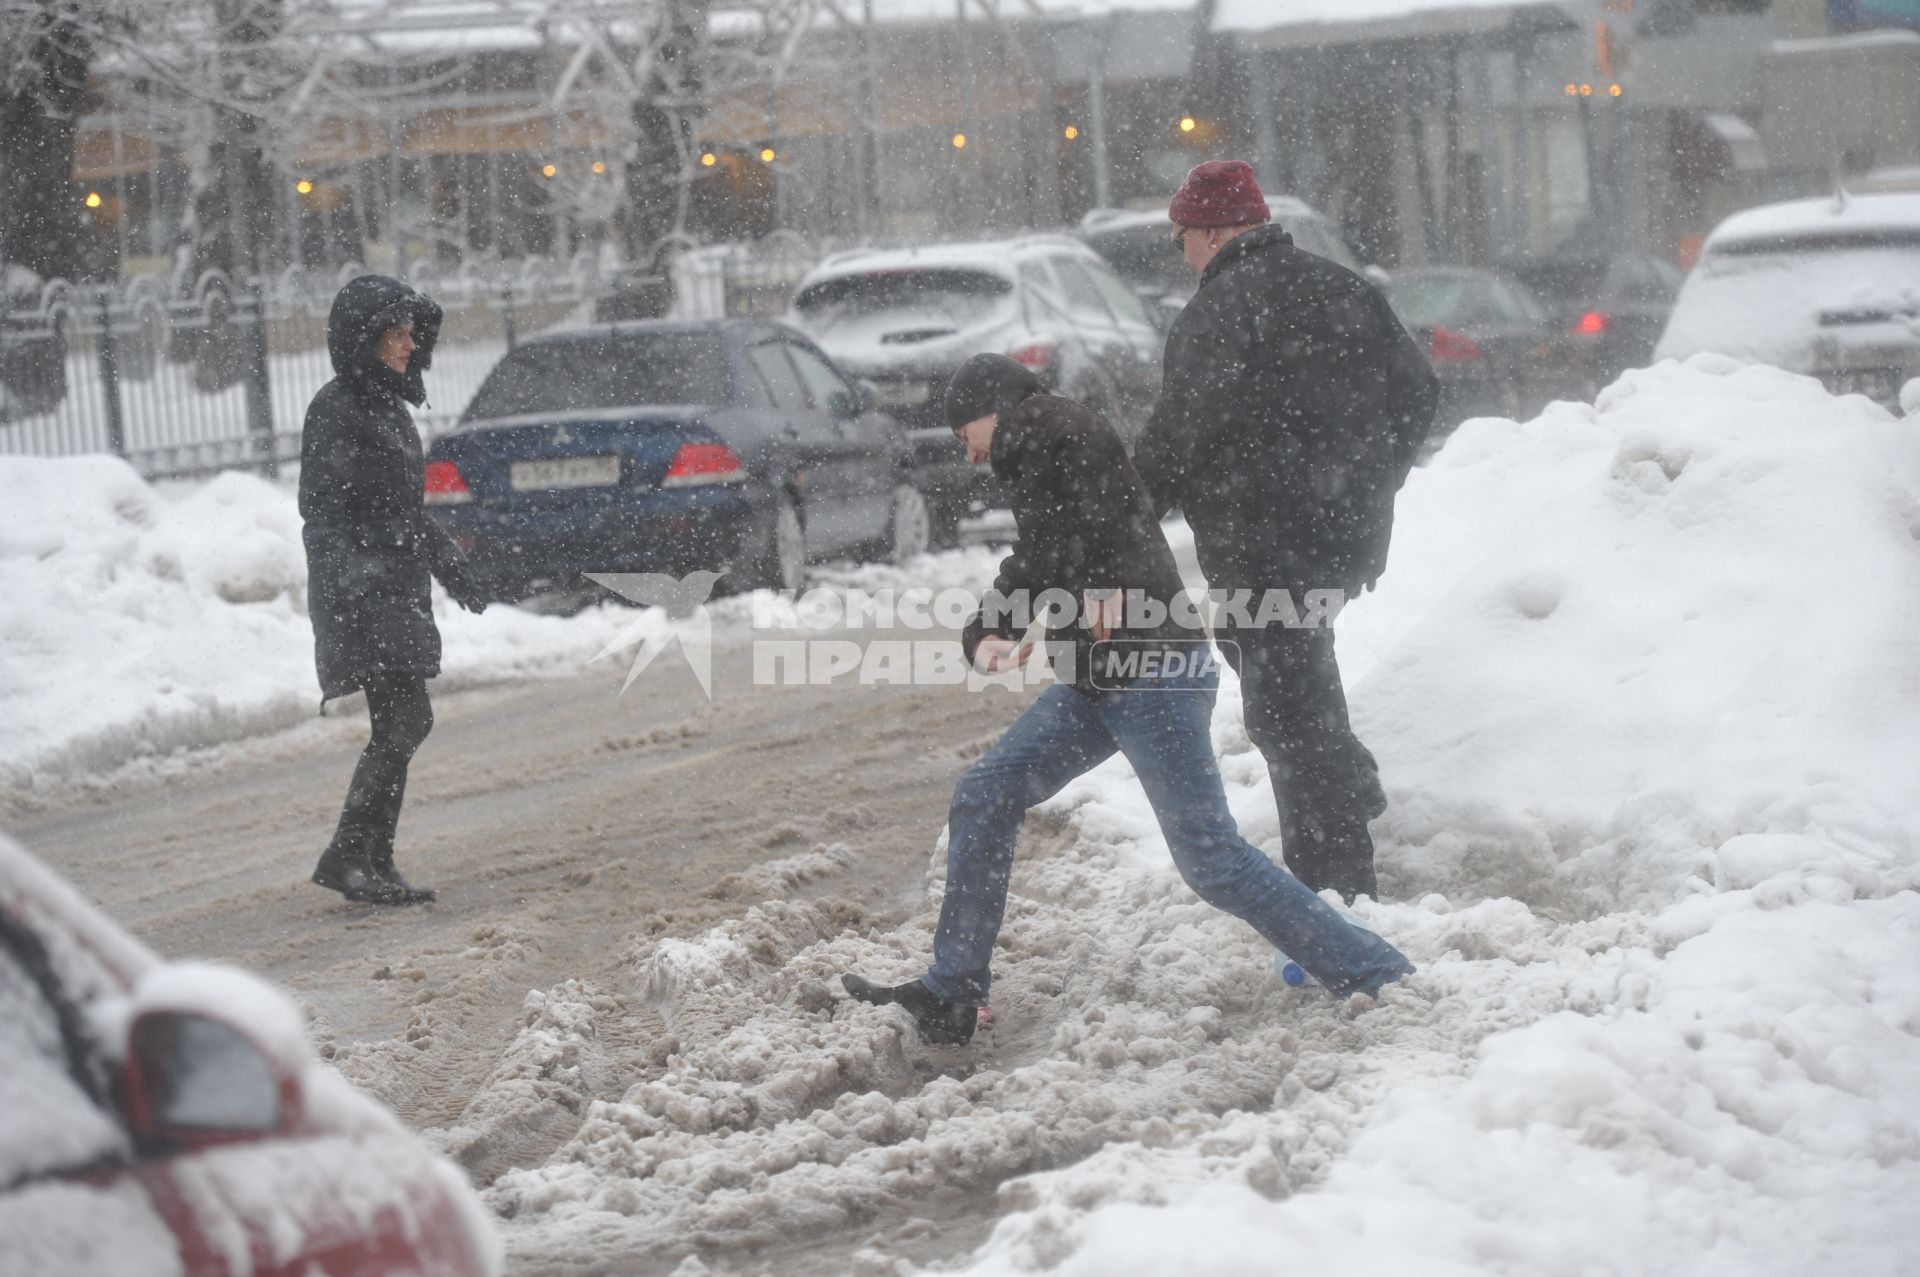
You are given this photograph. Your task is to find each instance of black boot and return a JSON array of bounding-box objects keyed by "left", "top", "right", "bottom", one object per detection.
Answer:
[
  {"left": 311, "top": 843, "right": 429, "bottom": 907},
  {"left": 842, "top": 974, "right": 975, "bottom": 1045},
  {"left": 369, "top": 844, "right": 437, "bottom": 905}
]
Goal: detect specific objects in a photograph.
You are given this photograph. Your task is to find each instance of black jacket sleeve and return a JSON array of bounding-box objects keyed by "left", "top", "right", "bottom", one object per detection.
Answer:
[
  {"left": 957, "top": 416, "right": 1139, "bottom": 664},
  {"left": 960, "top": 547, "right": 1035, "bottom": 666},
  {"left": 1134, "top": 291, "right": 1256, "bottom": 518},
  {"left": 417, "top": 510, "right": 478, "bottom": 598},
  {"left": 1375, "top": 293, "right": 1442, "bottom": 486},
  {"left": 300, "top": 380, "right": 478, "bottom": 597}
]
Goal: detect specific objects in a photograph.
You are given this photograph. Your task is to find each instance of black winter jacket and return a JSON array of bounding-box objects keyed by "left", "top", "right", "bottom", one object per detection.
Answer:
[
  {"left": 961, "top": 394, "right": 1193, "bottom": 693},
  {"left": 1134, "top": 224, "right": 1439, "bottom": 591},
  {"left": 299, "top": 275, "right": 474, "bottom": 702}
]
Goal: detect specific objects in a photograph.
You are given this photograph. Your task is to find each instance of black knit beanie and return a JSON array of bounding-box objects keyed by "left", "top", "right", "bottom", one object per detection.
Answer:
[{"left": 944, "top": 353, "right": 1042, "bottom": 433}]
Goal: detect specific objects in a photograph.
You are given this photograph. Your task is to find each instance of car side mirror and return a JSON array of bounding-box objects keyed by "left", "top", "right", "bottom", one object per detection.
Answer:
[
  {"left": 123, "top": 1009, "right": 297, "bottom": 1147},
  {"left": 118, "top": 964, "right": 309, "bottom": 1149}
]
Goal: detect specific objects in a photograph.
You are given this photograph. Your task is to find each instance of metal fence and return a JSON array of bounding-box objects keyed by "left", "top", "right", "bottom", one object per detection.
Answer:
[{"left": 0, "top": 237, "right": 833, "bottom": 482}]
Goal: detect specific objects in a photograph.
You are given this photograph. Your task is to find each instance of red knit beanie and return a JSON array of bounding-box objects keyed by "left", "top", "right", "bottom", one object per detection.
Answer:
[{"left": 1168, "top": 160, "right": 1271, "bottom": 229}]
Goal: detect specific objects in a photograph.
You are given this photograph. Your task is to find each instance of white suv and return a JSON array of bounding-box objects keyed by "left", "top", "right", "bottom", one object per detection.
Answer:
[
  {"left": 786, "top": 235, "right": 1166, "bottom": 522},
  {"left": 1654, "top": 192, "right": 1920, "bottom": 409}
]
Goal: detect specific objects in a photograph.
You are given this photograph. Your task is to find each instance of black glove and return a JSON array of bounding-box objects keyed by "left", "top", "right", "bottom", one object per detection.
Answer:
[{"left": 445, "top": 575, "right": 489, "bottom": 614}]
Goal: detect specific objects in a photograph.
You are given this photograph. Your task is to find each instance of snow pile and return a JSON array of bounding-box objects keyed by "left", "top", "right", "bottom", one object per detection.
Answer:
[
  {"left": 948, "top": 355, "right": 1920, "bottom": 1275},
  {"left": 469, "top": 357, "right": 1920, "bottom": 1274},
  {"left": 0, "top": 455, "right": 673, "bottom": 795},
  {"left": 0, "top": 445, "right": 1014, "bottom": 798}
]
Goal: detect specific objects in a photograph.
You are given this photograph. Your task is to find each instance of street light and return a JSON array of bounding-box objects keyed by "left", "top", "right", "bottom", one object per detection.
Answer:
[
  {"left": 760, "top": 147, "right": 777, "bottom": 163},
  {"left": 1179, "top": 116, "right": 1197, "bottom": 133},
  {"left": 541, "top": 164, "right": 557, "bottom": 178},
  {"left": 592, "top": 161, "right": 605, "bottom": 174},
  {"left": 701, "top": 152, "right": 718, "bottom": 167},
  {"left": 952, "top": 133, "right": 968, "bottom": 149},
  {"left": 1064, "top": 125, "right": 1079, "bottom": 140},
  {"left": 84, "top": 192, "right": 102, "bottom": 209},
  {"left": 295, "top": 179, "right": 314, "bottom": 195}
]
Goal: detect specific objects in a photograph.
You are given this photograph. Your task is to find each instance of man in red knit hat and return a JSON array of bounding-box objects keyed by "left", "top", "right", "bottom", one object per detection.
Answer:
[{"left": 1134, "top": 160, "right": 1440, "bottom": 904}]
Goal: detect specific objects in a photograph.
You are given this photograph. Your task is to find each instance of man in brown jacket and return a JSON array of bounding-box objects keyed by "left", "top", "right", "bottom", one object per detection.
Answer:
[{"left": 842, "top": 354, "right": 1413, "bottom": 1044}]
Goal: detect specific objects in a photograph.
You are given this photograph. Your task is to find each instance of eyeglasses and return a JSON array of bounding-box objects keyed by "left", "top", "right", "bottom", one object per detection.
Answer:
[{"left": 1171, "top": 226, "right": 1189, "bottom": 250}]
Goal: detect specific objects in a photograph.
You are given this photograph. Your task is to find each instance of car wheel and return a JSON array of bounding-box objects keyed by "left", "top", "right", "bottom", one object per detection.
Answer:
[
  {"left": 927, "top": 495, "right": 963, "bottom": 551},
  {"left": 750, "top": 490, "right": 806, "bottom": 593},
  {"left": 887, "top": 484, "right": 932, "bottom": 564}
]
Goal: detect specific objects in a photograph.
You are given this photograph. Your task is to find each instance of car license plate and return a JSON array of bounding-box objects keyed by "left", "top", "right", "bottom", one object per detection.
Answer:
[
  {"left": 871, "top": 379, "right": 931, "bottom": 407},
  {"left": 510, "top": 456, "right": 621, "bottom": 491}
]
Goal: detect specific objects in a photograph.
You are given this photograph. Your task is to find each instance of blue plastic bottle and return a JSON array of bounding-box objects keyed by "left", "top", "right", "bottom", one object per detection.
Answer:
[
  {"left": 1273, "top": 951, "right": 1316, "bottom": 988},
  {"left": 1276, "top": 908, "right": 1380, "bottom": 990}
]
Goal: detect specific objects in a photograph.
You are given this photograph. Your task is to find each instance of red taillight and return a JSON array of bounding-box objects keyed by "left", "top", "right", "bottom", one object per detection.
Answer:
[
  {"left": 423, "top": 460, "right": 471, "bottom": 504},
  {"left": 1429, "top": 325, "right": 1483, "bottom": 363},
  {"left": 1009, "top": 340, "right": 1056, "bottom": 372},
  {"left": 662, "top": 441, "right": 745, "bottom": 488},
  {"left": 1572, "top": 310, "right": 1610, "bottom": 336}
]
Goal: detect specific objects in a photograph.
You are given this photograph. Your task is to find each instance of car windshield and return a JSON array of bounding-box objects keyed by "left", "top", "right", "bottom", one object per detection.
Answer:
[
  {"left": 1079, "top": 223, "right": 1189, "bottom": 294},
  {"left": 1280, "top": 217, "right": 1361, "bottom": 272},
  {"left": 1384, "top": 274, "right": 1472, "bottom": 327},
  {"left": 1710, "top": 227, "right": 1920, "bottom": 256},
  {"left": 0, "top": 921, "right": 126, "bottom": 1186},
  {"left": 1504, "top": 258, "right": 1612, "bottom": 310},
  {"left": 462, "top": 331, "right": 730, "bottom": 421},
  {"left": 791, "top": 269, "right": 1014, "bottom": 334}
]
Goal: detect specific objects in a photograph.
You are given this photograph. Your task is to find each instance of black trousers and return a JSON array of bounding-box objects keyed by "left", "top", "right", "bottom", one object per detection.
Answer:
[
  {"left": 327, "top": 674, "right": 434, "bottom": 868},
  {"left": 1218, "top": 615, "right": 1386, "bottom": 903}
]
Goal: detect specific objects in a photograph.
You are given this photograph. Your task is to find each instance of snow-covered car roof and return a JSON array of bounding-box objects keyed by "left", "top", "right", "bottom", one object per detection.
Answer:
[
  {"left": 1703, "top": 192, "right": 1920, "bottom": 250},
  {"left": 799, "top": 235, "right": 1099, "bottom": 285},
  {"left": 1078, "top": 197, "right": 1329, "bottom": 232},
  {"left": 1213, "top": 0, "right": 1574, "bottom": 40}
]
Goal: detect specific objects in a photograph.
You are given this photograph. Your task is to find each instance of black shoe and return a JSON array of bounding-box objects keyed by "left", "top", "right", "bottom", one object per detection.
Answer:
[
  {"left": 370, "top": 849, "right": 437, "bottom": 905},
  {"left": 312, "top": 846, "right": 431, "bottom": 907},
  {"left": 842, "top": 974, "right": 975, "bottom": 1045}
]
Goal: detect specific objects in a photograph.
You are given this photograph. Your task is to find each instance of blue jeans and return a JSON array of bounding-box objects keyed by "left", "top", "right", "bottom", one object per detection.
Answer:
[{"left": 925, "top": 650, "right": 1414, "bottom": 1002}]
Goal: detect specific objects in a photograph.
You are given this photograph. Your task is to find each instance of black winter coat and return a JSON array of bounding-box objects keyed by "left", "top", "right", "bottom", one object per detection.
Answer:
[
  {"left": 299, "top": 275, "right": 473, "bottom": 703},
  {"left": 1135, "top": 224, "right": 1439, "bottom": 591},
  {"left": 961, "top": 394, "right": 1192, "bottom": 693}
]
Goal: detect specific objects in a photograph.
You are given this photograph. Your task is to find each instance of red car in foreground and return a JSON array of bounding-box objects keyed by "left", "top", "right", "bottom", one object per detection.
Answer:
[{"left": 0, "top": 836, "right": 501, "bottom": 1277}]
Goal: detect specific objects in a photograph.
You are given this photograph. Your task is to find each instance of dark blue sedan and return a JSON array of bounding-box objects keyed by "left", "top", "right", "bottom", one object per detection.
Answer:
[{"left": 424, "top": 320, "right": 936, "bottom": 601}]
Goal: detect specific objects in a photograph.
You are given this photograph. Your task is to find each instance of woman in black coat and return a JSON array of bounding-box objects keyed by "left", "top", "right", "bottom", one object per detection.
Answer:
[{"left": 301, "top": 275, "right": 486, "bottom": 906}]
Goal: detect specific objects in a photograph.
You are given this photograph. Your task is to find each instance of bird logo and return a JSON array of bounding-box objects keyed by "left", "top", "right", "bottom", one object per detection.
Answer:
[{"left": 584, "top": 570, "right": 724, "bottom": 697}]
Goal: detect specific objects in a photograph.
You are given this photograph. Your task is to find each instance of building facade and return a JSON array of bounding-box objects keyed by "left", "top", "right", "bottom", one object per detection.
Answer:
[{"left": 64, "top": 0, "right": 1920, "bottom": 282}]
